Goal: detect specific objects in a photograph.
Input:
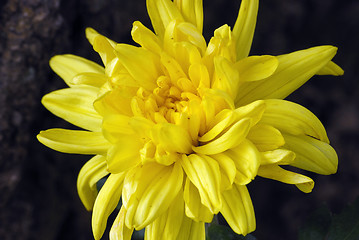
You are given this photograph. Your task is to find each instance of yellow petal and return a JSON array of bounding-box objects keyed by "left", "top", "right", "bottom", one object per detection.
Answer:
[
  {"left": 225, "top": 139, "right": 260, "bottom": 185},
  {"left": 70, "top": 72, "right": 108, "bottom": 87},
  {"left": 86, "top": 27, "right": 117, "bottom": 48},
  {"left": 236, "top": 46, "right": 338, "bottom": 105},
  {"left": 123, "top": 162, "right": 183, "bottom": 229},
  {"left": 93, "top": 34, "right": 117, "bottom": 66},
  {"left": 235, "top": 55, "right": 278, "bottom": 82},
  {"left": 316, "top": 61, "right": 344, "bottom": 76},
  {"left": 146, "top": 0, "right": 184, "bottom": 38},
  {"left": 107, "top": 136, "right": 142, "bottom": 174},
  {"left": 41, "top": 86, "right": 102, "bottom": 131},
  {"left": 232, "top": 0, "right": 259, "bottom": 60},
  {"left": 144, "top": 189, "right": 185, "bottom": 239},
  {"left": 181, "top": 154, "right": 222, "bottom": 213},
  {"left": 260, "top": 149, "right": 296, "bottom": 165},
  {"left": 211, "top": 152, "right": 236, "bottom": 190},
  {"left": 175, "top": 215, "right": 205, "bottom": 240},
  {"left": 260, "top": 99, "right": 329, "bottom": 143},
  {"left": 174, "top": 0, "right": 203, "bottom": 33},
  {"left": 199, "top": 109, "right": 233, "bottom": 142},
  {"left": 247, "top": 124, "right": 285, "bottom": 151},
  {"left": 221, "top": 184, "right": 256, "bottom": 236},
  {"left": 283, "top": 134, "right": 338, "bottom": 175},
  {"left": 183, "top": 177, "right": 214, "bottom": 222},
  {"left": 150, "top": 122, "right": 192, "bottom": 154},
  {"left": 232, "top": 100, "right": 266, "bottom": 127},
  {"left": 77, "top": 155, "right": 109, "bottom": 211},
  {"left": 212, "top": 56, "right": 240, "bottom": 99},
  {"left": 131, "top": 21, "right": 162, "bottom": 54},
  {"left": 110, "top": 207, "right": 134, "bottom": 240},
  {"left": 50, "top": 54, "right": 104, "bottom": 86},
  {"left": 258, "top": 165, "right": 314, "bottom": 193},
  {"left": 115, "top": 44, "right": 160, "bottom": 90},
  {"left": 193, "top": 118, "right": 251, "bottom": 155},
  {"left": 102, "top": 114, "right": 134, "bottom": 143},
  {"left": 37, "top": 129, "right": 110, "bottom": 154},
  {"left": 92, "top": 173, "right": 126, "bottom": 240}
]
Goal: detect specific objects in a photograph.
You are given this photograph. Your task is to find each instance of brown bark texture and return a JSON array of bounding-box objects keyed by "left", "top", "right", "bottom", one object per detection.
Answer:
[{"left": 0, "top": 0, "right": 358, "bottom": 239}]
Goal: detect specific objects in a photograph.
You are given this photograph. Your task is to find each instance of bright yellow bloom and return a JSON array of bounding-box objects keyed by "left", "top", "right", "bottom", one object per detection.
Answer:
[{"left": 37, "top": 0, "right": 343, "bottom": 239}]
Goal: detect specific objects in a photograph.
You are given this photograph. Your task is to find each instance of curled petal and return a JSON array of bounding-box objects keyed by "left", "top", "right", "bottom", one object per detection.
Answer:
[
  {"left": 221, "top": 184, "right": 256, "bottom": 236},
  {"left": 174, "top": 0, "right": 203, "bottom": 33},
  {"left": 110, "top": 207, "right": 134, "bottom": 240},
  {"left": 92, "top": 173, "right": 126, "bottom": 240},
  {"left": 115, "top": 44, "right": 160, "bottom": 90},
  {"left": 42, "top": 86, "right": 102, "bottom": 132},
  {"left": 260, "top": 149, "right": 296, "bottom": 165},
  {"left": 123, "top": 162, "right": 183, "bottom": 229},
  {"left": 147, "top": 0, "right": 184, "bottom": 38},
  {"left": 260, "top": 99, "right": 329, "bottom": 143},
  {"left": 258, "top": 165, "right": 314, "bottom": 193},
  {"left": 37, "top": 129, "right": 110, "bottom": 155},
  {"left": 236, "top": 46, "right": 338, "bottom": 105},
  {"left": 232, "top": 0, "right": 259, "bottom": 60},
  {"left": 284, "top": 134, "right": 338, "bottom": 175},
  {"left": 50, "top": 54, "right": 104, "bottom": 87},
  {"left": 181, "top": 154, "right": 222, "bottom": 213},
  {"left": 247, "top": 124, "right": 285, "bottom": 151},
  {"left": 193, "top": 118, "right": 251, "bottom": 155},
  {"left": 225, "top": 139, "right": 260, "bottom": 185},
  {"left": 183, "top": 177, "right": 214, "bottom": 223},
  {"left": 235, "top": 55, "right": 278, "bottom": 82},
  {"left": 131, "top": 21, "right": 162, "bottom": 54},
  {"left": 77, "top": 155, "right": 109, "bottom": 211},
  {"left": 316, "top": 61, "right": 344, "bottom": 76}
]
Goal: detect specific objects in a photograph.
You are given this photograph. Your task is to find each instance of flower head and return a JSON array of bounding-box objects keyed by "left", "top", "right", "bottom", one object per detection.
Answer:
[{"left": 37, "top": 0, "right": 343, "bottom": 239}]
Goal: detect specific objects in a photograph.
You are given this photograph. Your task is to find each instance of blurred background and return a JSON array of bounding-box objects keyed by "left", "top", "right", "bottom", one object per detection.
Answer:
[{"left": 0, "top": 0, "right": 358, "bottom": 239}]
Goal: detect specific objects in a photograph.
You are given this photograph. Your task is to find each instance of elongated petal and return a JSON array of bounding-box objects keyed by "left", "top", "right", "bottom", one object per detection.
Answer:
[
  {"left": 260, "top": 149, "right": 296, "bottom": 165},
  {"left": 283, "top": 134, "right": 338, "bottom": 175},
  {"left": 232, "top": 0, "right": 259, "bottom": 60},
  {"left": 110, "top": 207, "right": 134, "bottom": 240},
  {"left": 107, "top": 136, "right": 142, "bottom": 173},
  {"left": 50, "top": 54, "right": 104, "bottom": 86},
  {"left": 144, "top": 189, "right": 185, "bottom": 239},
  {"left": 42, "top": 86, "right": 102, "bottom": 131},
  {"left": 225, "top": 139, "right": 260, "bottom": 185},
  {"left": 183, "top": 177, "right": 213, "bottom": 222},
  {"left": 211, "top": 152, "right": 236, "bottom": 190},
  {"left": 232, "top": 100, "right": 266, "bottom": 126},
  {"left": 77, "top": 155, "right": 109, "bottom": 211},
  {"left": 37, "top": 129, "right": 110, "bottom": 154},
  {"left": 102, "top": 114, "right": 134, "bottom": 143},
  {"left": 221, "top": 184, "right": 256, "bottom": 236},
  {"left": 235, "top": 55, "right": 278, "bottom": 82},
  {"left": 236, "top": 46, "right": 338, "bottom": 105},
  {"left": 131, "top": 21, "right": 162, "bottom": 54},
  {"left": 115, "top": 44, "right": 160, "bottom": 90},
  {"left": 174, "top": 0, "right": 203, "bottom": 33},
  {"left": 193, "top": 118, "right": 251, "bottom": 155},
  {"left": 316, "top": 61, "right": 344, "bottom": 76},
  {"left": 147, "top": 0, "right": 184, "bottom": 38},
  {"left": 260, "top": 99, "right": 329, "bottom": 143},
  {"left": 94, "top": 88, "right": 134, "bottom": 117},
  {"left": 199, "top": 109, "right": 233, "bottom": 142},
  {"left": 181, "top": 154, "right": 222, "bottom": 213},
  {"left": 92, "top": 173, "right": 126, "bottom": 240},
  {"left": 123, "top": 162, "right": 183, "bottom": 229},
  {"left": 71, "top": 72, "right": 108, "bottom": 87},
  {"left": 258, "top": 165, "right": 314, "bottom": 193},
  {"left": 175, "top": 215, "right": 205, "bottom": 240},
  {"left": 247, "top": 124, "right": 285, "bottom": 151}
]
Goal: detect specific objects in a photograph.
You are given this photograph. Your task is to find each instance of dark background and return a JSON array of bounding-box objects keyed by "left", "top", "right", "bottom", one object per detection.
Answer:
[{"left": 0, "top": 0, "right": 358, "bottom": 239}]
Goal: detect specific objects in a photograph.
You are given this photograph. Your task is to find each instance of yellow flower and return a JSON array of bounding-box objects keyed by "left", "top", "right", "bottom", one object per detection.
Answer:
[{"left": 37, "top": 0, "right": 343, "bottom": 239}]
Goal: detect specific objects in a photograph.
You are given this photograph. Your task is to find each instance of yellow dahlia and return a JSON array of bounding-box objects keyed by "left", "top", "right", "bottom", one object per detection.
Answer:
[{"left": 37, "top": 0, "right": 343, "bottom": 239}]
